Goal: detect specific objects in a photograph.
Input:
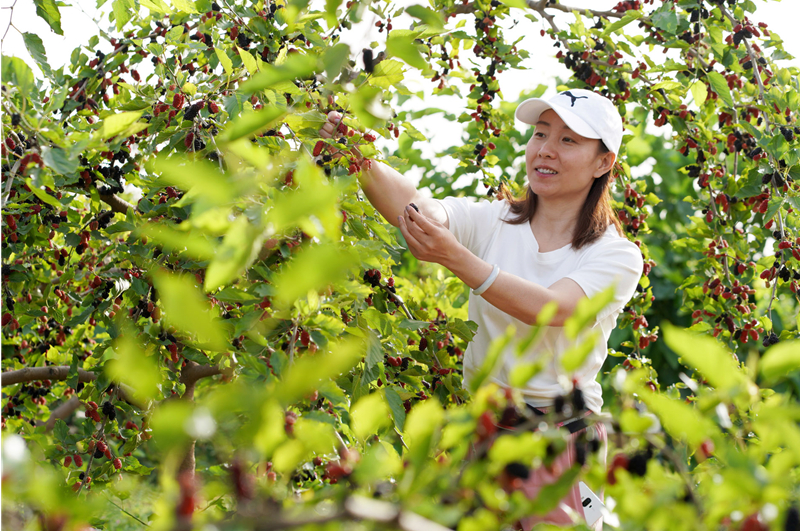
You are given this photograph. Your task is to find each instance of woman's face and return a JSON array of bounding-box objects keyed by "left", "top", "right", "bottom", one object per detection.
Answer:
[{"left": 524, "top": 109, "right": 615, "bottom": 202}]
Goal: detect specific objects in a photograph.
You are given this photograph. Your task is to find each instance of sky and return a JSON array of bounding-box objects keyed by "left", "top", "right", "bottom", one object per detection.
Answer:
[{"left": 1, "top": 0, "right": 798, "bottom": 189}]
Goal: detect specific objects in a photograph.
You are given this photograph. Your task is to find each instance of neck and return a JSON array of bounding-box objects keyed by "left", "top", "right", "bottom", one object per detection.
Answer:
[{"left": 529, "top": 197, "right": 583, "bottom": 245}]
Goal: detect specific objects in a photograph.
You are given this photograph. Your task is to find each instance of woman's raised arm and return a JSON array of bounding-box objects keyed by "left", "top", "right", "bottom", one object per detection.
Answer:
[{"left": 320, "top": 111, "right": 447, "bottom": 228}]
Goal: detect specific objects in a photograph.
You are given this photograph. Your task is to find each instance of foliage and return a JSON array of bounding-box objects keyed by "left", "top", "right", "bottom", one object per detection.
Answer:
[{"left": 2, "top": 0, "right": 800, "bottom": 530}]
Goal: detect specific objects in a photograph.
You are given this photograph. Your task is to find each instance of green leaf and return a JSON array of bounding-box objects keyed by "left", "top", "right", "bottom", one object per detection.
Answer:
[
  {"left": 487, "top": 432, "right": 547, "bottom": 470},
  {"left": 151, "top": 269, "right": 228, "bottom": 351},
  {"left": 272, "top": 418, "right": 337, "bottom": 473},
  {"left": 404, "top": 399, "right": 444, "bottom": 468},
  {"left": 324, "top": 0, "right": 341, "bottom": 28},
  {"left": 760, "top": 341, "right": 800, "bottom": 383},
  {"left": 205, "top": 216, "right": 267, "bottom": 291},
  {"left": 112, "top": 0, "right": 136, "bottom": 31},
  {"left": 272, "top": 243, "right": 359, "bottom": 309},
  {"left": 182, "top": 82, "right": 197, "bottom": 96},
  {"left": 470, "top": 325, "right": 515, "bottom": 393},
  {"left": 637, "top": 391, "right": 716, "bottom": 448},
  {"left": 150, "top": 400, "right": 193, "bottom": 452},
  {"left": 41, "top": 146, "right": 79, "bottom": 175},
  {"left": 350, "top": 85, "right": 392, "bottom": 129},
  {"left": 2, "top": 56, "right": 35, "bottom": 97},
  {"left": 404, "top": 5, "right": 444, "bottom": 28},
  {"left": 137, "top": 222, "right": 216, "bottom": 261},
  {"left": 498, "top": 0, "right": 528, "bottom": 7},
  {"left": 619, "top": 408, "right": 655, "bottom": 434},
  {"left": 765, "top": 197, "right": 783, "bottom": 222},
  {"left": 22, "top": 33, "right": 52, "bottom": 78},
  {"left": 386, "top": 34, "right": 427, "bottom": 70},
  {"left": 383, "top": 386, "right": 405, "bottom": 431},
  {"left": 651, "top": 5, "right": 678, "bottom": 33},
  {"left": 98, "top": 110, "right": 144, "bottom": 139},
  {"left": 561, "top": 332, "right": 599, "bottom": 373},
  {"left": 140, "top": 0, "right": 170, "bottom": 13},
  {"left": 105, "top": 324, "right": 162, "bottom": 402},
  {"left": 707, "top": 71, "right": 734, "bottom": 108},
  {"left": 238, "top": 54, "right": 317, "bottom": 94},
  {"left": 268, "top": 160, "right": 344, "bottom": 238},
  {"left": 397, "top": 319, "right": 429, "bottom": 331},
  {"left": 219, "top": 106, "right": 286, "bottom": 142},
  {"left": 275, "top": 338, "right": 364, "bottom": 406},
  {"left": 294, "top": 417, "right": 337, "bottom": 455},
  {"left": 150, "top": 155, "right": 235, "bottom": 207},
  {"left": 254, "top": 399, "right": 287, "bottom": 458},
  {"left": 237, "top": 46, "right": 258, "bottom": 75},
  {"left": 26, "top": 179, "right": 60, "bottom": 208},
  {"left": 323, "top": 43, "right": 350, "bottom": 82},
  {"left": 352, "top": 442, "right": 402, "bottom": 484},
  {"left": 369, "top": 59, "right": 404, "bottom": 89},
  {"left": 215, "top": 47, "right": 233, "bottom": 76},
  {"left": 563, "top": 286, "right": 614, "bottom": 340},
  {"left": 690, "top": 80, "right": 707, "bottom": 107},
  {"left": 351, "top": 393, "right": 391, "bottom": 439},
  {"left": 54, "top": 419, "right": 69, "bottom": 443},
  {"left": 171, "top": 0, "right": 198, "bottom": 13},
  {"left": 650, "top": 80, "right": 683, "bottom": 91},
  {"left": 663, "top": 323, "right": 749, "bottom": 392},
  {"left": 365, "top": 330, "right": 382, "bottom": 371},
  {"left": 446, "top": 318, "right": 478, "bottom": 343},
  {"left": 509, "top": 361, "right": 546, "bottom": 388},
  {"left": 646, "top": 193, "right": 662, "bottom": 206},
  {"left": 513, "top": 302, "right": 558, "bottom": 359},
  {"left": 32, "top": 0, "right": 63, "bottom": 35},
  {"left": 602, "top": 10, "right": 643, "bottom": 34}
]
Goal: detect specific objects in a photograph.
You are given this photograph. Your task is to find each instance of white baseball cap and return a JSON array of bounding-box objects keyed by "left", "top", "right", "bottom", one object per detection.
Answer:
[{"left": 515, "top": 89, "right": 623, "bottom": 156}]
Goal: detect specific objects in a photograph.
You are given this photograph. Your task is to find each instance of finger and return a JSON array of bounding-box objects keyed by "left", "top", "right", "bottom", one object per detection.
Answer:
[
  {"left": 327, "top": 111, "right": 342, "bottom": 123},
  {"left": 397, "top": 215, "right": 421, "bottom": 250},
  {"left": 403, "top": 209, "right": 429, "bottom": 239},
  {"left": 408, "top": 205, "right": 444, "bottom": 233},
  {"left": 404, "top": 205, "right": 431, "bottom": 234}
]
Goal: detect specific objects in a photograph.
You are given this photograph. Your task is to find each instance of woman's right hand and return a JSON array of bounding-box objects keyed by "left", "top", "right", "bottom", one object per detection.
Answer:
[
  {"left": 318, "top": 111, "right": 363, "bottom": 163},
  {"left": 319, "top": 110, "right": 344, "bottom": 140}
]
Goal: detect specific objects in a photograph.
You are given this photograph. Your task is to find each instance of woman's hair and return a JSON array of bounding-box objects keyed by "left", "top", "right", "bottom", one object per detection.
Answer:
[{"left": 499, "top": 142, "right": 622, "bottom": 250}]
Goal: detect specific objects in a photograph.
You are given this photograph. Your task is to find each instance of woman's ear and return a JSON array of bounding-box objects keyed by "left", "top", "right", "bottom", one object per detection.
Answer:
[{"left": 593, "top": 151, "right": 616, "bottom": 178}]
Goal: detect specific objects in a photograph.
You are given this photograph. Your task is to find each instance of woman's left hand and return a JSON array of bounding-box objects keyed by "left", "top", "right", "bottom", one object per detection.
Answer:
[{"left": 397, "top": 204, "right": 460, "bottom": 266}]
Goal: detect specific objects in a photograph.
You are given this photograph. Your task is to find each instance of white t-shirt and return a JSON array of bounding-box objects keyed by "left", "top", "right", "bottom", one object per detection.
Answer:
[{"left": 438, "top": 196, "right": 643, "bottom": 413}]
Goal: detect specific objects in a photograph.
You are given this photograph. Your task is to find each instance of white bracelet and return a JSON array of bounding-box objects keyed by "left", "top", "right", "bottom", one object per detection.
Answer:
[{"left": 472, "top": 264, "right": 500, "bottom": 296}]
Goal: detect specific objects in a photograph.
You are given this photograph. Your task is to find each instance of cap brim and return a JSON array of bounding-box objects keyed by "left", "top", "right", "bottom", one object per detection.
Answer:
[{"left": 515, "top": 98, "right": 601, "bottom": 140}]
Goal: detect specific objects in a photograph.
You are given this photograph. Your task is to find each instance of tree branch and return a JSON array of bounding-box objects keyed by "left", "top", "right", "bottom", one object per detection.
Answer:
[
  {"left": 1, "top": 366, "right": 96, "bottom": 386},
  {"left": 179, "top": 361, "right": 224, "bottom": 388},
  {"left": 42, "top": 395, "right": 81, "bottom": 431},
  {"left": 2, "top": 366, "right": 142, "bottom": 407},
  {"left": 241, "top": 495, "right": 452, "bottom": 531},
  {"left": 99, "top": 192, "right": 136, "bottom": 215}
]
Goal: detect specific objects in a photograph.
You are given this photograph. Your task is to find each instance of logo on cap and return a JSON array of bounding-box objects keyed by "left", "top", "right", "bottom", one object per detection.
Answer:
[{"left": 561, "top": 91, "right": 588, "bottom": 107}]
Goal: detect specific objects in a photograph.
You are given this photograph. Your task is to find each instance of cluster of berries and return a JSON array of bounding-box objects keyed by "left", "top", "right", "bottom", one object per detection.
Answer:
[{"left": 362, "top": 269, "right": 382, "bottom": 288}]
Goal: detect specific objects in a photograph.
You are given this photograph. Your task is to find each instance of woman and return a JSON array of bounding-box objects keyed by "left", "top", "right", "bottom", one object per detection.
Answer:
[{"left": 321, "top": 88, "right": 643, "bottom": 528}]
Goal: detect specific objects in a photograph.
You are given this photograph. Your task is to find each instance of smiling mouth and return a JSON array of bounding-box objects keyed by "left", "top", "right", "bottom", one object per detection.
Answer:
[{"left": 535, "top": 167, "right": 558, "bottom": 175}]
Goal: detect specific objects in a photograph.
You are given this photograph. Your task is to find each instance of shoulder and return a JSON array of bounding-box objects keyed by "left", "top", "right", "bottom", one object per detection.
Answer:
[{"left": 580, "top": 226, "right": 643, "bottom": 266}]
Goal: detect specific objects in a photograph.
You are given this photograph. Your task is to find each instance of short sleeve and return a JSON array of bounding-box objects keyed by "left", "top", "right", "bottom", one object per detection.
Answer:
[
  {"left": 437, "top": 197, "right": 507, "bottom": 257},
  {"left": 564, "top": 236, "right": 644, "bottom": 321}
]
